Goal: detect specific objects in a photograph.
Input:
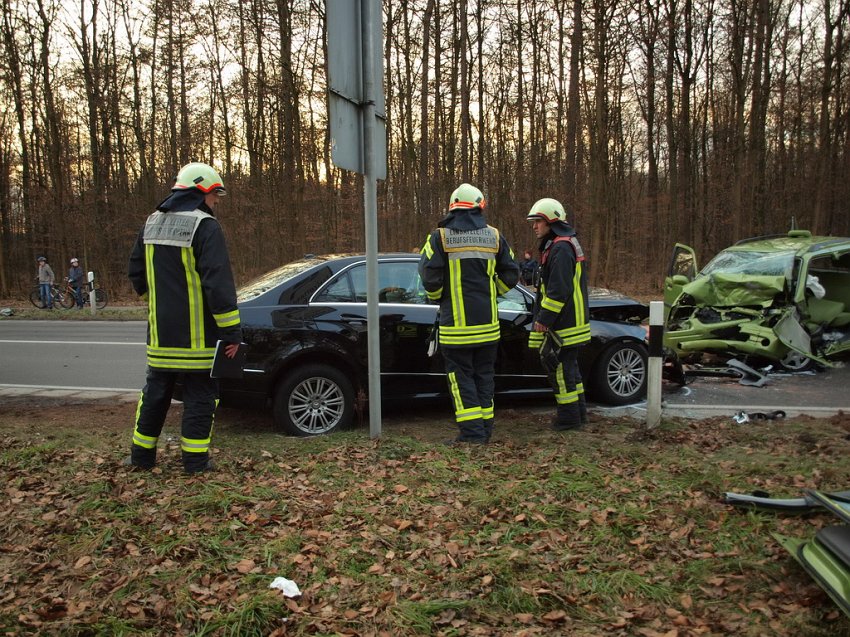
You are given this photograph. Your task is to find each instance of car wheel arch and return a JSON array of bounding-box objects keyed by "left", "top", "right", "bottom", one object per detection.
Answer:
[{"left": 267, "top": 350, "right": 363, "bottom": 402}]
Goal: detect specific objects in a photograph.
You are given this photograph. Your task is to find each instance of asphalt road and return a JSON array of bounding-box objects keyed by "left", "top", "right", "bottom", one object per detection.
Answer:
[
  {"left": 0, "top": 320, "right": 848, "bottom": 419},
  {"left": 0, "top": 320, "right": 147, "bottom": 391}
]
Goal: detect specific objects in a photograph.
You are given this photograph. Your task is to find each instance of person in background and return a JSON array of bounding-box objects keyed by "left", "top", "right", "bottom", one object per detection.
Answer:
[
  {"left": 36, "top": 256, "right": 55, "bottom": 309},
  {"left": 519, "top": 250, "right": 538, "bottom": 286},
  {"left": 526, "top": 197, "right": 590, "bottom": 431},
  {"left": 68, "top": 257, "right": 85, "bottom": 308},
  {"left": 125, "top": 162, "right": 242, "bottom": 474},
  {"left": 419, "top": 183, "right": 519, "bottom": 444}
]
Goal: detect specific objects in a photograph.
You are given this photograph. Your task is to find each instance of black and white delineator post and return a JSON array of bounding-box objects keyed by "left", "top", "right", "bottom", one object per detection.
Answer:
[
  {"left": 646, "top": 301, "right": 664, "bottom": 429},
  {"left": 87, "top": 271, "right": 96, "bottom": 316}
]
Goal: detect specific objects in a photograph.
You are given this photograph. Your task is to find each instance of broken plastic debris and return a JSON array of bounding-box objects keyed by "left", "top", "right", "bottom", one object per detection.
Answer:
[{"left": 269, "top": 577, "right": 301, "bottom": 597}]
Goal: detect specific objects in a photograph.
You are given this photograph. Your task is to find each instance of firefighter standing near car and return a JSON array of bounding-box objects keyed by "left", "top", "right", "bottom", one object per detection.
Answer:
[
  {"left": 419, "top": 183, "right": 520, "bottom": 444},
  {"left": 527, "top": 197, "right": 590, "bottom": 430},
  {"left": 125, "top": 162, "right": 242, "bottom": 474}
]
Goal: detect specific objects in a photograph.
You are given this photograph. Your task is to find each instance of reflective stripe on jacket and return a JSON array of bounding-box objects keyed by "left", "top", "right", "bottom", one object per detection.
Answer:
[
  {"left": 419, "top": 225, "right": 519, "bottom": 347},
  {"left": 529, "top": 235, "right": 590, "bottom": 350},
  {"left": 128, "top": 209, "right": 242, "bottom": 371}
]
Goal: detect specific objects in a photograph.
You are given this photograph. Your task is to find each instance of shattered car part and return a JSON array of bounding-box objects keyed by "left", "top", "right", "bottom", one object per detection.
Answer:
[
  {"left": 724, "top": 488, "right": 850, "bottom": 511},
  {"left": 774, "top": 531, "right": 850, "bottom": 619},
  {"left": 663, "top": 230, "right": 850, "bottom": 373}
]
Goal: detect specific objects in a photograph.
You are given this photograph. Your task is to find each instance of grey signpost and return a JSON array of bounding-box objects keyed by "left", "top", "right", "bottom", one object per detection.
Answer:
[{"left": 327, "top": 0, "right": 386, "bottom": 438}]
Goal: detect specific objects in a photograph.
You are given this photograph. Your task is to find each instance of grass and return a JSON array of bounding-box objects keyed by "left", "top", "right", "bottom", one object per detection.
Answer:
[{"left": 1, "top": 400, "right": 850, "bottom": 635}]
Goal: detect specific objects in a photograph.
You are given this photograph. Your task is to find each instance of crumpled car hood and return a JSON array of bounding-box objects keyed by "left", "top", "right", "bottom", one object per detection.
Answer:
[{"left": 681, "top": 273, "right": 785, "bottom": 307}]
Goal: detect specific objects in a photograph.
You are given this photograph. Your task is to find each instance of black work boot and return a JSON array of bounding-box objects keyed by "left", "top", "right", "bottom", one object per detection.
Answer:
[
  {"left": 124, "top": 446, "right": 156, "bottom": 470},
  {"left": 183, "top": 452, "right": 215, "bottom": 475},
  {"left": 553, "top": 404, "right": 583, "bottom": 431}
]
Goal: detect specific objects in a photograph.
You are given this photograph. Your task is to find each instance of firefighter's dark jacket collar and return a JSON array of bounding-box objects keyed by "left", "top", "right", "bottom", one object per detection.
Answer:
[
  {"left": 156, "top": 188, "right": 212, "bottom": 215},
  {"left": 437, "top": 209, "right": 487, "bottom": 230}
]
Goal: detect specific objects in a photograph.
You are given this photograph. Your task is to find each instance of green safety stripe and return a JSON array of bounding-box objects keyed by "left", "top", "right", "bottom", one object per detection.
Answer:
[
  {"left": 148, "top": 357, "right": 214, "bottom": 370},
  {"left": 574, "top": 263, "right": 586, "bottom": 325},
  {"left": 145, "top": 245, "right": 158, "bottom": 346},
  {"left": 214, "top": 309, "right": 240, "bottom": 328},
  {"left": 554, "top": 325, "right": 591, "bottom": 346},
  {"left": 448, "top": 259, "right": 466, "bottom": 326},
  {"left": 439, "top": 323, "right": 500, "bottom": 345},
  {"left": 147, "top": 346, "right": 216, "bottom": 357},
  {"left": 182, "top": 248, "right": 205, "bottom": 350},
  {"left": 181, "top": 436, "right": 211, "bottom": 453},
  {"left": 482, "top": 403, "right": 494, "bottom": 419},
  {"left": 448, "top": 372, "right": 483, "bottom": 422},
  {"left": 132, "top": 394, "right": 158, "bottom": 449},
  {"left": 423, "top": 236, "right": 435, "bottom": 258},
  {"left": 541, "top": 295, "right": 565, "bottom": 313},
  {"left": 487, "top": 259, "right": 498, "bottom": 321},
  {"left": 426, "top": 287, "right": 442, "bottom": 300},
  {"left": 528, "top": 331, "right": 545, "bottom": 347}
]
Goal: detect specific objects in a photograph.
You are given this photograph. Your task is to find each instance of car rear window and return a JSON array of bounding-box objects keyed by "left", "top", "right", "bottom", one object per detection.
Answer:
[{"left": 238, "top": 259, "right": 325, "bottom": 302}]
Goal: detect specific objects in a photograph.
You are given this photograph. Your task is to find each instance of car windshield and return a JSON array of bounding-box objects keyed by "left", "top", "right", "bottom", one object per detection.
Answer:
[
  {"left": 237, "top": 258, "right": 321, "bottom": 302},
  {"left": 700, "top": 250, "right": 795, "bottom": 278}
]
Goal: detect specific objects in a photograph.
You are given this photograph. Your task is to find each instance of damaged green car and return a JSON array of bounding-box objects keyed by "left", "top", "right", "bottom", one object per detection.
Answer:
[{"left": 664, "top": 230, "right": 850, "bottom": 371}]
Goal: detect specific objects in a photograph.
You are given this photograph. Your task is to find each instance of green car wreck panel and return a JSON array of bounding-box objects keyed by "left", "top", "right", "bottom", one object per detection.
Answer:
[{"left": 664, "top": 230, "right": 850, "bottom": 370}]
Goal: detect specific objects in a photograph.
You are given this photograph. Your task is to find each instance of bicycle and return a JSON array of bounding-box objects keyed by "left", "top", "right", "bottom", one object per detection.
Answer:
[
  {"left": 29, "top": 279, "right": 108, "bottom": 310},
  {"left": 62, "top": 278, "right": 109, "bottom": 310},
  {"left": 29, "top": 283, "right": 66, "bottom": 309}
]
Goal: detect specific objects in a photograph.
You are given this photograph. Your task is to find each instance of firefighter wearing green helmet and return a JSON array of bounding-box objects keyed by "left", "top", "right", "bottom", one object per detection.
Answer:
[
  {"left": 419, "top": 183, "right": 520, "bottom": 443},
  {"left": 125, "top": 162, "right": 241, "bottom": 473},
  {"left": 526, "top": 197, "right": 590, "bottom": 430}
]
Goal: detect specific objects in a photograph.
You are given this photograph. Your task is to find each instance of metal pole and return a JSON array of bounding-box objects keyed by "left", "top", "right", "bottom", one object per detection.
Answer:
[
  {"left": 361, "top": 0, "right": 382, "bottom": 438},
  {"left": 646, "top": 300, "right": 664, "bottom": 429}
]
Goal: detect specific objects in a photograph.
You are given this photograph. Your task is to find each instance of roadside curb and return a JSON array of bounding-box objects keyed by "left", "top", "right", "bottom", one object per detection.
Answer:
[{"left": 0, "top": 385, "right": 138, "bottom": 403}]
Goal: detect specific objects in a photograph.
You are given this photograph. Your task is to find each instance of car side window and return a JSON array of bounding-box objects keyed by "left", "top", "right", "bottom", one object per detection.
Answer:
[
  {"left": 314, "top": 272, "right": 354, "bottom": 302},
  {"left": 321, "top": 262, "right": 427, "bottom": 304}
]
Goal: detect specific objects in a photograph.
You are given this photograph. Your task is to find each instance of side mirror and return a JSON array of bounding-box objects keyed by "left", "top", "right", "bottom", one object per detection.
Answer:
[{"left": 670, "top": 274, "right": 689, "bottom": 286}]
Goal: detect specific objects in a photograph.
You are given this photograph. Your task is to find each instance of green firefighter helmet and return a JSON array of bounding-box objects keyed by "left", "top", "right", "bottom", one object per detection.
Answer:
[
  {"left": 448, "top": 183, "right": 486, "bottom": 211},
  {"left": 173, "top": 162, "right": 226, "bottom": 195},
  {"left": 526, "top": 197, "right": 567, "bottom": 224}
]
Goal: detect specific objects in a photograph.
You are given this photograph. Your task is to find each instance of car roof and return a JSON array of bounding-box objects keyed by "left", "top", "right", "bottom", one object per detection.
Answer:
[{"left": 730, "top": 231, "right": 850, "bottom": 256}]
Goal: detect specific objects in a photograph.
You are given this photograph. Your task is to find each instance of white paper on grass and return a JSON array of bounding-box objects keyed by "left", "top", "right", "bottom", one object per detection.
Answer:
[{"left": 269, "top": 577, "right": 302, "bottom": 597}]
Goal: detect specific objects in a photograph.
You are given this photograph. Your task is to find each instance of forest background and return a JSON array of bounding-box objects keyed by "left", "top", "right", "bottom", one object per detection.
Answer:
[{"left": 0, "top": 0, "right": 848, "bottom": 300}]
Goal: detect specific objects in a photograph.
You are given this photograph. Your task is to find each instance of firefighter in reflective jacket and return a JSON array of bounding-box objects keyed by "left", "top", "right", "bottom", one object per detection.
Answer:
[
  {"left": 125, "top": 162, "right": 242, "bottom": 473},
  {"left": 527, "top": 197, "right": 590, "bottom": 430},
  {"left": 419, "top": 183, "right": 520, "bottom": 443}
]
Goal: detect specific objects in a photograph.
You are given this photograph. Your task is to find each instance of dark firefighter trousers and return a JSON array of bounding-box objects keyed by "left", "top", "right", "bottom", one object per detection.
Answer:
[
  {"left": 442, "top": 343, "right": 498, "bottom": 443},
  {"left": 130, "top": 368, "right": 218, "bottom": 471},
  {"left": 550, "top": 346, "right": 588, "bottom": 429}
]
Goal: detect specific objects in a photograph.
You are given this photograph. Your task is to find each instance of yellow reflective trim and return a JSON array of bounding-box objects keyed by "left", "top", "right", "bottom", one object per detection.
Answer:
[
  {"left": 426, "top": 287, "right": 442, "bottom": 300},
  {"left": 488, "top": 259, "right": 497, "bottom": 322},
  {"left": 182, "top": 248, "right": 204, "bottom": 350},
  {"left": 448, "top": 259, "right": 465, "bottom": 326},
  {"left": 456, "top": 409, "right": 483, "bottom": 422},
  {"left": 574, "top": 262, "right": 586, "bottom": 325},
  {"left": 146, "top": 346, "right": 215, "bottom": 357},
  {"left": 541, "top": 296, "right": 565, "bottom": 312},
  {"left": 448, "top": 372, "right": 464, "bottom": 414},
  {"left": 424, "top": 236, "right": 435, "bottom": 259},
  {"left": 145, "top": 244, "right": 158, "bottom": 346},
  {"left": 482, "top": 404, "right": 494, "bottom": 419},
  {"left": 214, "top": 309, "right": 240, "bottom": 328},
  {"left": 148, "top": 358, "right": 213, "bottom": 370}
]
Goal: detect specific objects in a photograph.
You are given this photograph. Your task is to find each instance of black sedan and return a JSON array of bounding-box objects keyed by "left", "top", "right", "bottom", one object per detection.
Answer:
[{"left": 224, "top": 253, "right": 649, "bottom": 435}]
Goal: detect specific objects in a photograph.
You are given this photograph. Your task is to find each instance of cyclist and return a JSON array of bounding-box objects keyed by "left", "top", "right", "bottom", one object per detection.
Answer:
[
  {"left": 68, "top": 258, "right": 85, "bottom": 308},
  {"left": 36, "top": 256, "right": 55, "bottom": 309}
]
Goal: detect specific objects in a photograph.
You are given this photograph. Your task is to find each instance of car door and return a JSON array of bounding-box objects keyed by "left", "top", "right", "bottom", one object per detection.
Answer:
[
  {"left": 494, "top": 286, "right": 548, "bottom": 392},
  {"left": 664, "top": 243, "right": 698, "bottom": 319},
  {"left": 314, "top": 259, "right": 445, "bottom": 401}
]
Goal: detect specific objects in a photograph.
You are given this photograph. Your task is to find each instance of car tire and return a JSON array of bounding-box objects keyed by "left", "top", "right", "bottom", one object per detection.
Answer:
[
  {"left": 273, "top": 364, "right": 354, "bottom": 436},
  {"left": 589, "top": 341, "right": 648, "bottom": 405}
]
